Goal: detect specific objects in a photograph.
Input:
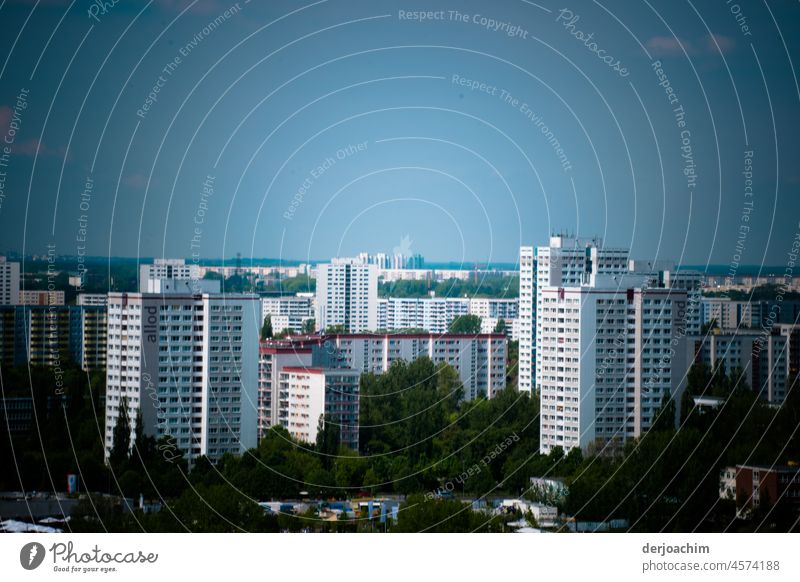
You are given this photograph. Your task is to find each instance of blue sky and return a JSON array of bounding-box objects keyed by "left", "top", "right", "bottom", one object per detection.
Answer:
[{"left": 0, "top": 0, "right": 798, "bottom": 269}]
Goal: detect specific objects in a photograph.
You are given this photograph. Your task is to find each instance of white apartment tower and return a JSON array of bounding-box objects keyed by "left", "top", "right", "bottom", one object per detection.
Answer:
[
  {"left": 105, "top": 289, "right": 259, "bottom": 464},
  {"left": 315, "top": 258, "right": 377, "bottom": 333},
  {"left": 518, "top": 247, "right": 535, "bottom": 393},
  {"left": 537, "top": 274, "right": 689, "bottom": 454},
  {"left": 519, "top": 237, "right": 629, "bottom": 394}
]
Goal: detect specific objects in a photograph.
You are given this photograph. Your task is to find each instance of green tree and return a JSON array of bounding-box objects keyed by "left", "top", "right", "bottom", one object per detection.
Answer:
[
  {"left": 302, "top": 318, "right": 316, "bottom": 334},
  {"left": 109, "top": 396, "right": 131, "bottom": 468},
  {"left": 261, "top": 314, "right": 273, "bottom": 340},
  {"left": 316, "top": 414, "right": 341, "bottom": 470},
  {"left": 448, "top": 314, "right": 481, "bottom": 334},
  {"left": 494, "top": 318, "right": 507, "bottom": 333},
  {"left": 273, "top": 327, "right": 293, "bottom": 339},
  {"left": 392, "top": 494, "right": 504, "bottom": 532},
  {"left": 651, "top": 390, "right": 676, "bottom": 432}
]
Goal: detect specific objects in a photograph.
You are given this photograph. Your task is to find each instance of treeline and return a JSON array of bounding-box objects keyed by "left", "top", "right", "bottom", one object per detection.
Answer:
[
  {"left": 552, "top": 363, "right": 800, "bottom": 532},
  {"left": 21, "top": 258, "right": 139, "bottom": 300},
  {"left": 206, "top": 273, "right": 316, "bottom": 295},
  {"left": 0, "top": 363, "right": 109, "bottom": 492},
  {"left": 704, "top": 284, "right": 800, "bottom": 302},
  {"left": 358, "top": 358, "right": 539, "bottom": 495},
  {"left": 5, "top": 358, "right": 538, "bottom": 531},
  {"left": 379, "top": 276, "right": 519, "bottom": 298}
]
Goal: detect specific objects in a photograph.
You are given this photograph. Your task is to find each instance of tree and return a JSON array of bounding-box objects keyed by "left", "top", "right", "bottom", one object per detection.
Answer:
[
  {"left": 316, "top": 414, "right": 341, "bottom": 470},
  {"left": 261, "top": 314, "right": 273, "bottom": 340},
  {"left": 302, "top": 318, "right": 316, "bottom": 334},
  {"left": 494, "top": 318, "right": 507, "bottom": 333},
  {"left": 109, "top": 396, "right": 131, "bottom": 468},
  {"left": 651, "top": 390, "right": 676, "bottom": 432},
  {"left": 448, "top": 314, "right": 481, "bottom": 334},
  {"left": 325, "top": 324, "right": 347, "bottom": 334}
]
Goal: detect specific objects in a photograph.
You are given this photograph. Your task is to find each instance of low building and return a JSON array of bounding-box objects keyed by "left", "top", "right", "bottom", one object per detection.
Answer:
[
  {"left": 529, "top": 502, "right": 558, "bottom": 527},
  {"left": 261, "top": 295, "right": 314, "bottom": 334},
  {"left": 720, "top": 464, "right": 800, "bottom": 516},
  {"left": 77, "top": 293, "right": 108, "bottom": 306},
  {"left": 139, "top": 258, "right": 201, "bottom": 291},
  {"left": 19, "top": 290, "right": 65, "bottom": 306}
]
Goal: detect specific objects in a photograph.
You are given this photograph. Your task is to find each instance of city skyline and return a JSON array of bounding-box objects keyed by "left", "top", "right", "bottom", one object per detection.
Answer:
[
  {"left": 2, "top": 0, "right": 800, "bottom": 551},
  {"left": 1, "top": 1, "right": 799, "bottom": 267}
]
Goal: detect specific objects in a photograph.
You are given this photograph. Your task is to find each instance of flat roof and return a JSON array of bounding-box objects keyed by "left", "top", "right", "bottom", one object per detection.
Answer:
[
  {"left": 287, "top": 332, "right": 506, "bottom": 341},
  {"left": 281, "top": 366, "right": 360, "bottom": 375}
]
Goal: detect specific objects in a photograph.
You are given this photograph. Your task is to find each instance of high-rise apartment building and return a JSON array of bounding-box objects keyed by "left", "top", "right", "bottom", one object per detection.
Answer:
[
  {"left": 315, "top": 258, "right": 377, "bottom": 333},
  {"left": 104, "top": 288, "right": 259, "bottom": 464},
  {"left": 468, "top": 298, "right": 519, "bottom": 321},
  {"left": 688, "top": 329, "right": 789, "bottom": 403},
  {"left": 518, "top": 246, "right": 535, "bottom": 394},
  {"left": 0, "top": 304, "right": 106, "bottom": 371},
  {"left": 519, "top": 236, "right": 629, "bottom": 394},
  {"left": 0, "top": 257, "right": 20, "bottom": 305},
  {"left": 701, "top": 297, "right": 800, "bottom": 331},
  {"left": 778, "top": 323, "right": 800, "bottom": 382},
  {"left": 76, "top": 306, "right": 108, "bottom": 372},
  {"left": 537, "top": 274, "right": 689, "bottom": 454}
]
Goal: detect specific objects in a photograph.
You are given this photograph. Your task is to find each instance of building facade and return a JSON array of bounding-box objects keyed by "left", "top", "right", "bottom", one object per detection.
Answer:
[
  {"left": 260, "top": 294, "right": 314, "bottom": 334},
  {"left": 139, "top": 258, "right": 201, "bottom": 291},
  {"left": 519, "top": 236, "right": 629, "bottom": 395},
  {"left": 720, "top": 464, "right": 800, "bottom": 516},
  {"left": 315, "top": 332, "right": 507, "bottom": 400},
  {"left": 279, "top": 367, "right": 360, "bottom": 449},
  {"left": 315, "top": 258, "right": 377, "bottom": 333},
  {"left": 518, "top": 246, "right": 535, "bottom": 394},
  {"left": 537, "top": 275, "right": 689, "bottom": 453},
  {"left": 0, "top": 257, "right": 20, "bottom": 305},
  {"left": 19, "top": 289, "right": 65, "bottom": 306},
  {"left": 77, "top": 293, "right": 109, "bottom": 306},
  {"left": 257, "top": 343, "right": 312, "bottom": 439},
  {"left": 104, "top": 290, "right": 259, "bottom": 464},
  {"left": 0, "top": 304, "right": 106, "bottom": 371},
  {"left": 688, "top": 329, "right": 789, "bottom": 403}
]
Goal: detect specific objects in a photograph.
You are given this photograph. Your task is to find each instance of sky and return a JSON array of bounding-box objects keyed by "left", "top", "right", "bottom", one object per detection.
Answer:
[{"left": 0, "top": 0, "right": 798, "bottom": 270}]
